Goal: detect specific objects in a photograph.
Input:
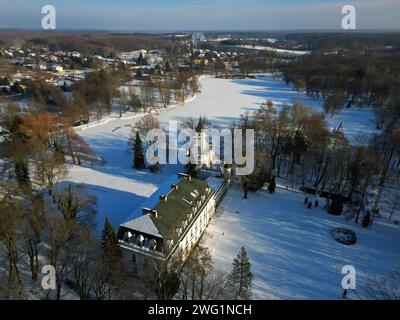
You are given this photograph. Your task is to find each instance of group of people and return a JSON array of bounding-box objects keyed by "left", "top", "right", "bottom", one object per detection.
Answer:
[{"left": 304, "top": 196, "right": 319, "bottom": 209}]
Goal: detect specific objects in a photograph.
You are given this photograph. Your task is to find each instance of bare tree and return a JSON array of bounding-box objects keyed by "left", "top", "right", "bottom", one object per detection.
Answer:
[
  {"left": 131, "top": 114, "right": 161, "bottom": 147},
  {"left": 46, "top": 214, "right": 79, "bottom": 300},
  {"left": 54, "top": 184, "right": 97, "bottom": 226},
  {"left": 0, "top": 198, "right": 23, "bottom": 289},
  {"left": 58, "top": 117, "right": 95, "bottom": 166},
  {"left": 156, "top": 80, "right": 172, "bottom": 109},
  {"left": 180, "top": 245, "right": 213, "bottom": 300},
  {"left": 69, "top": 226, "right": 97, "bottom": 300},
  {"left": 153, "top": 259, "right": 181, "bottom": 300},
  {"left": 140, "top": 80, "right": 156, "bottom": 113},
  {"left": 18, "top": 112, "right": 67, "bottom": 195},
  {"left": 22, "top": 194, "right": 47, "bottom": 281}
]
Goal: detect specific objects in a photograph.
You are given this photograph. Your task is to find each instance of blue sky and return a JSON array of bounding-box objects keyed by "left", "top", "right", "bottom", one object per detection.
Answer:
[{"left": 0, "top": 0, "right": 398, "bottom": 30}]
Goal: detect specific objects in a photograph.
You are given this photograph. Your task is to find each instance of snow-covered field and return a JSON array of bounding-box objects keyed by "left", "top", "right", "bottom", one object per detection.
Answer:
[
  {"left": 203, "top": 186, "right": 400, "bottom": 300},
  {"left": 65, "top": 74, "right": 379, "bottom": 234},
  {"left": 159, "top": 75, "right": 379, "bottom": 142},
  {"left": 64, "top": 113, "right": 167, "bottom": 234},
  {"left": 60, "top": 73, "right": 399, "bottom": 299},
  {"left": 237, "top": 45, "right": 311, "bottom": 56}
]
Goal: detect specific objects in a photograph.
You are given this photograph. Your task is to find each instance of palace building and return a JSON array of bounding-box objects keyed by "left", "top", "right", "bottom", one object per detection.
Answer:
[{"left": 117, "top": 173, "right": 227, "bottom": 278}]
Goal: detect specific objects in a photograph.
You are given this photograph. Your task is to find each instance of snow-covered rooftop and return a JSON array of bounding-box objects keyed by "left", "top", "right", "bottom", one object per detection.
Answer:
[
  {"left": 122, "top": 214, "right": 162, "bottom": 238},
  {"left": 122, "top": 175, "right": 181, "bottom": 224},
  {"left": 206, "top": 176, "right": 225, "bottom": 193}
]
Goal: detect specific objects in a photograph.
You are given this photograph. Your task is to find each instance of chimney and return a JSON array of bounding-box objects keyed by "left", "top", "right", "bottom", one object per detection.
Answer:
[
  {"left": 142, "top": 207, "right": 152, "bottom": 215},
  {"left": 142, "top": 208, "right": 158, "bottom": 218},
  {"left": 178, "top": 173, "right": 192, "bottom": 181}
]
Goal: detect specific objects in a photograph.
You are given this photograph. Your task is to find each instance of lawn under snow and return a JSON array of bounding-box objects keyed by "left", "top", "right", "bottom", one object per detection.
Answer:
[
  {"left": 203, "top": 186, "right": 400, "bottom": 300},
  {"left": 64, "top": 114, "right": 169, "bottom": 235},
  {"left": 65, "top": 74, "right": 379, "bottom": 235}
]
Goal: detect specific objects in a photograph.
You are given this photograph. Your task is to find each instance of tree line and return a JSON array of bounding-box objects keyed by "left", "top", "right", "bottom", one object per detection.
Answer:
[
  {"left": 281, "top": 53, "right": 400, "bottom": 129},
  {"left": 237, "top": 100, "right": 400, "bottom": 225},
  {"left": 0, "top": 106, "right": 133, "bottom": 299},
  {"left": 24, "top": 65, "right": 201, "bottom": 126}
]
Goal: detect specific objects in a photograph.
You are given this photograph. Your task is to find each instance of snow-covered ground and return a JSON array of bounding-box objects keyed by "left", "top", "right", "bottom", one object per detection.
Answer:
[
  {"left": 64, "top": 113, "right": 168, "bottom": 234},
  {"left": 65, "top": 74, "right": 380, "bottom": 234},
  {"left": 203, "top": 186, "right": 400, "bottom": 300},
  {"left": 158, "top": 75, "right": 379, "bottom": 142},
  {"left": 237, "top": 45, "right": 310, "bottom": 56},
  {"left": 60, "top": 73, "right": 398, "bottom": 299}
]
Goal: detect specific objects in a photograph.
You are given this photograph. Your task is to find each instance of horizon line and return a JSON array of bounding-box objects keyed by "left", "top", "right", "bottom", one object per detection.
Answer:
[{"left": 1, "top": 27, "right": 400, "bottom": 34}]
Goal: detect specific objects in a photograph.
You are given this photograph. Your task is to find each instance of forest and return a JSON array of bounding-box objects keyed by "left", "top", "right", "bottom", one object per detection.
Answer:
[{"left": 280, "top": 53, "right": 400, "bottom": 129}]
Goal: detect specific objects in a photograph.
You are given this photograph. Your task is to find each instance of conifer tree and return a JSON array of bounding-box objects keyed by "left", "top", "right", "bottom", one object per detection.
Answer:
[
  {"left": 101, "top": 217, "right": 118, "bottom": 255},
  {"left": 99, "top": 217, "right": 123, "bottom": 300},
  {"left": 228, "top": 247, "right": 253, "bottom": 300},
  {"left": 137, "top": 52, "right": 147, "bottom": 66},
  {"left": 362, "top": 211, "right": 371, "bottom": 228},
  {"left": 133, "top": 131, "right": 145, "bottom": 169},
  {"left": 14, "top": 159, "right": 31, "bottom": 193},
  {"left": 268, "top": 176, "right": 276, "bottom": 194}
]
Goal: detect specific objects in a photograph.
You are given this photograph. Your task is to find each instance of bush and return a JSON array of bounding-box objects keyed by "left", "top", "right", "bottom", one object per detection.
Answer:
[
  {"left": 149, "top": 163, "right": 160, "bottom": 173},
  {"left": 246, "top": 167, "right": 269, "bottom": 192},
  {"left": 328, "top": 198, "right": 343, "bottom": 216},
  {"left": 331, "top": 228, "right": 357, "bottom": 245}
]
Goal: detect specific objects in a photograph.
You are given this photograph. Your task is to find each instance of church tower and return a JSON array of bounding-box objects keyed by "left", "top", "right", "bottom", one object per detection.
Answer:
[{"left": 188, "top": 117, "right": 215, "bottom": 168}]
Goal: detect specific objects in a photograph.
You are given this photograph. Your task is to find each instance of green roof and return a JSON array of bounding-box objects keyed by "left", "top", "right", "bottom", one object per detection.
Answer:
[{"left": 149, "top": 177, "right": 209, "bottom": 254}]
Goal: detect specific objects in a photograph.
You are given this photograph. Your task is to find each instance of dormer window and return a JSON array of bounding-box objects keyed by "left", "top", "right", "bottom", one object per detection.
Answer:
[
  {"left": 150, "top": 239, "right": 157, "bottom": 251},
  {"left": 137, "top": 234, "right": 145, "bottom": 247}
]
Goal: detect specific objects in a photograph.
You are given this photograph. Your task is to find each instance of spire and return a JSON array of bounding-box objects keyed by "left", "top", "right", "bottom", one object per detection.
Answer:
[{"left": 195, "top": 116, "right": 204, "bottom": 133}]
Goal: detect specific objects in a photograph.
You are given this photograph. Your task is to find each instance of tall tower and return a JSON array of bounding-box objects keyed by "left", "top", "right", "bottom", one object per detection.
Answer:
[
  {"left": 192, "top": 32, "right": 206, "bottom": 47},
  {"left": 188, "top": 117, "right": 214, "bottom": 168}
]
